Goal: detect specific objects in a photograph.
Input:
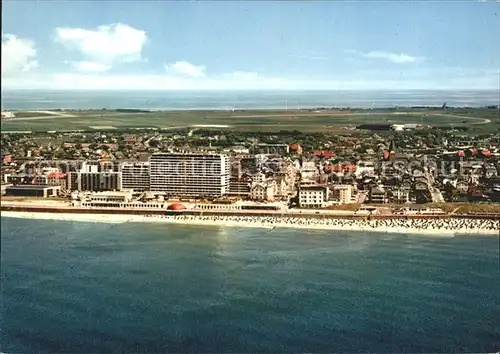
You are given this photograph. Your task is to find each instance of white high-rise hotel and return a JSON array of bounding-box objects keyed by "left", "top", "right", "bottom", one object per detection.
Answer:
[
  {"left": 149, "top": 153, "right": 231, "bottom": 197},
  {"left": 120, "top": 162, "right": 150, "bottom": 192}
]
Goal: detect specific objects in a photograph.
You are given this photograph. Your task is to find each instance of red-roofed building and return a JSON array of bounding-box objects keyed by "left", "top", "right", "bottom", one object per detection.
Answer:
[
  {"left": 332, "top": 165, "right": 343, "bottom": 173},
  {"left": 124, "top": 134, "right": 137, "bottom": 144},
  {"left": 288, "top": 143, "right": 303, "bottom": 155},
  {"left": 47, "top": 172, "right": 66, "bottom": 179},
  {"left": 62, "top": 143, "right": 117, "bottom": 151},
  {"left": 312, "top": 150, "right": 334, "bottom": 158},
  {"left": 481, "top": 149, "right": 492, "bottom": 157},
  {"left": 343, "top": 165, "right": 357, "bottom": 173},
  {"left": 47, "top": 172, "right": 68, "bottom": 190},
  {"left": 324, "top": 164, "right": 357, "bottom": 174}
]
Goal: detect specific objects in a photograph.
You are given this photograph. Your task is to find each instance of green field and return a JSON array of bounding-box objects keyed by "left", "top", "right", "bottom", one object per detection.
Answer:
[{"left": 1, "top": 108, "right": 498, "bottom": 132}]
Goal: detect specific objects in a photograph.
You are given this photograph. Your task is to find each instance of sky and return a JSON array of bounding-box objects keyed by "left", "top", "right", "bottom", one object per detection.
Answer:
[{"left": 2, "top": 0, "right": 499, "bottom": 91}]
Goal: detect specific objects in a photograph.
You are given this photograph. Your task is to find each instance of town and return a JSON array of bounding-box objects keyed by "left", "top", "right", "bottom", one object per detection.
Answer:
[{"left": 2, "top": 119, "right": 500, "bottom": 215}]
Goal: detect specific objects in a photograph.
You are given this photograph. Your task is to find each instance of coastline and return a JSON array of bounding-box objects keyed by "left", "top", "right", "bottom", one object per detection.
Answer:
[{"left": 2, "top": 211, "right": 498, "bottom": 236}]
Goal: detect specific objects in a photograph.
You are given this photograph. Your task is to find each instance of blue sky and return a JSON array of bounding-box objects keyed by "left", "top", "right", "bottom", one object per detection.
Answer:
[{"left": 2, "top": 0, "right": 499, "bottom": 90}]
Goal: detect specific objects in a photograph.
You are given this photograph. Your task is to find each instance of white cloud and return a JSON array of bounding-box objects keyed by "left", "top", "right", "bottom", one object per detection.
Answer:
[
  {"left": 69, "top": 61, "right": 112, "bottom": 72},
  {"left": 348, "top": 50, "right": 424, "bottom": 63},
  {"left": 1, "top": 33, "right": 39, "bottom": 75},
  {"left": 164, "top": 61, "right": 206, "bottom": 78},
  {"left": 363, "top": 51, "right": 422, "bottom": 63},
  {"left": 55, "top": 23, "right": 147, "bottom": 69}
]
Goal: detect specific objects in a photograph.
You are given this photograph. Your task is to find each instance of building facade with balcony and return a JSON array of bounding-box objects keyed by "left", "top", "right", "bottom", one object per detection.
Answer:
[
  {"left": 299, "top": 186, "right": 329, "bottom": 208},
  {"left": 149, "top": 153, "right": 231, "bottom": 197},
  {"left": 120, "top": 162, "right": 150, "bottom": 192}
]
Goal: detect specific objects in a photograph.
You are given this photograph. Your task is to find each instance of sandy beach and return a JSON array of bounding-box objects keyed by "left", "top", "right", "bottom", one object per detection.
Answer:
[{"left": 2, "top": 211, "right": 498, "bottom": 236}]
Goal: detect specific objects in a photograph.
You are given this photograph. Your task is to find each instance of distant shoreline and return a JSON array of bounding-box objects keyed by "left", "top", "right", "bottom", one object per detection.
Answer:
[
  {"left": 3, "top": 105, "right": 499, "bottom": 113},
  {"left": 2, "top": 89, "right": 498, "bottom": 112}
]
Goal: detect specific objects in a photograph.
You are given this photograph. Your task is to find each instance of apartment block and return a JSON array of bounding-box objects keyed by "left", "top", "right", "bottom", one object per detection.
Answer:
[
  {"left": 299, "top": 186, "right": 329, "bottom": 208},
  {"left": 149, "top": 153, "right": 231, "bottom": 197},
  {"left": 120, "top": 162, "right": 150, "bottom": 192}
]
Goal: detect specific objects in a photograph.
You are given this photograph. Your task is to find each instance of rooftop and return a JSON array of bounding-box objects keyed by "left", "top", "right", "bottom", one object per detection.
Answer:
[
  {"left": 6, "top": 184, "right": 59, "bottom": 190},
  {"left": 90, "top": 191, "right": 133, "bottom": 196}
]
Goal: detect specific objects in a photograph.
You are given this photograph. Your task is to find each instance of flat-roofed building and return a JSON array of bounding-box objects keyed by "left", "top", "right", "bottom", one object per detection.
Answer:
[
  {"left": 5, "top": 184, "right": 61, "bottom": 198},
  {"left": 149, "top": 153, "right": 231, "bottom": 197},
  {"left": 255, "top": 144, "right": 289, "bottom": 155},
  {"left": 332, "top": 184, "right": 354, "bottom": 204},
  {"left": 300, "top": 161, "right": 319, "bottom": 185},
  {"left": 88, "top": 191, "right": 133, "bottom": 203},
  {"left": 33, "top": 175, "right": 49, "bottom": 185},
  {"left": 370, "top": 185, "right": 388, "bottom": 204},
  {"left": 392, "top": 188, "right": 410, "bottom": 204},
  {"left": 299, "top": 185, "right": 329, "bottom": 208},
  {"left": 239, "top": 155, "right": 258, "bottom": 173},
  {"left": 120, "top": 162, "right": 150, "bottom": 192},
  {"left": 68, "top": 171, "right": 121, "bottom": 192},
  {"left": 80, "top": 190, "right": 134, "bottom": 207},
  {"left": 228, "top": 177, "right": 251, "bottom": 197},
  {"left": 47, "top": 172, "right": 68, "bottom": 191}
]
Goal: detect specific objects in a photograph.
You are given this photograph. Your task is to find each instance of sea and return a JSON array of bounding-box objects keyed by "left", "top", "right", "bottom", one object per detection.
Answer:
[
  {"left": 1, "top": 217, "right": 499, "bottom": 353},
  {"left": 1, "top": 89, "right": 499, "bottom": 110}
]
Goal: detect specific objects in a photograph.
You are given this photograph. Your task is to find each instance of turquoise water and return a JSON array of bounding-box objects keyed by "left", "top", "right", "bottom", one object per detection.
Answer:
[
  {"left": 1, "top": 89, "right": 498, "bottom": 110},
  {"left": 1, "top": 217, "right": 499, "bottom": 352}
]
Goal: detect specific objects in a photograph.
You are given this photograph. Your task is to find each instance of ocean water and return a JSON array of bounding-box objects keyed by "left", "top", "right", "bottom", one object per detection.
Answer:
[
  {"left": 1, "top": 89, "right": 499, "bottom": 110},
  {"left": 1, "top": 217, "right": 499, "bottom": 353}
]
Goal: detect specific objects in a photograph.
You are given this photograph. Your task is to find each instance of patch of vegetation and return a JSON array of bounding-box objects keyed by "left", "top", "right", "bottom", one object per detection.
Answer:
[{"left": 1, "top": 108, "right": 497, "bottom": 133}]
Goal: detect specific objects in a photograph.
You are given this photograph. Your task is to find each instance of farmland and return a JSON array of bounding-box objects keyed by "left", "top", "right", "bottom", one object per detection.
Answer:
[{"left": 1, "top": 107, "right": 498, "bottom": 133}]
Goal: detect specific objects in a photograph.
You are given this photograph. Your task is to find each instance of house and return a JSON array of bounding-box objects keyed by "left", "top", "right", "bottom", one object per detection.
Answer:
[
  {"left": 299, "top": 186, "right": 329, "bottom": 208},
  {"left": 369, "top": 185, "right": 388, "bottom": 204},
  {"left": 289, "top": 143, "right": 303, "bottom": 155},
  {"left": 252, "top": 172, "right": 266, "bottom": 183},
  {"left": 312, "top": 150, "right": 334, "bottom": 158},
  {"left": 300, "top": 161, "right": 319, "bottom": 184},
  {"left": 324, "top": 164, "right": 357, "bottom": 176},
  {"left": 124, "top": 134, "right": 137, "bottom": 144},
  {"left": 391, "top": 188, "right": 410, "bottom": 204},
  {"left": 355, "top": 161, "right": 376, "bottom": 177},
  {"left": 414, "top": 178, "right": 429, "bottom": 191},
  {"left": 456, "top": 181, "right": 469, "bottom": 194},
  {"left": 273, "top": 177, "right": 290, "bottom": 199},
  {"left": 250, "top": 182, "right": 275, "bottom": 201}
]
